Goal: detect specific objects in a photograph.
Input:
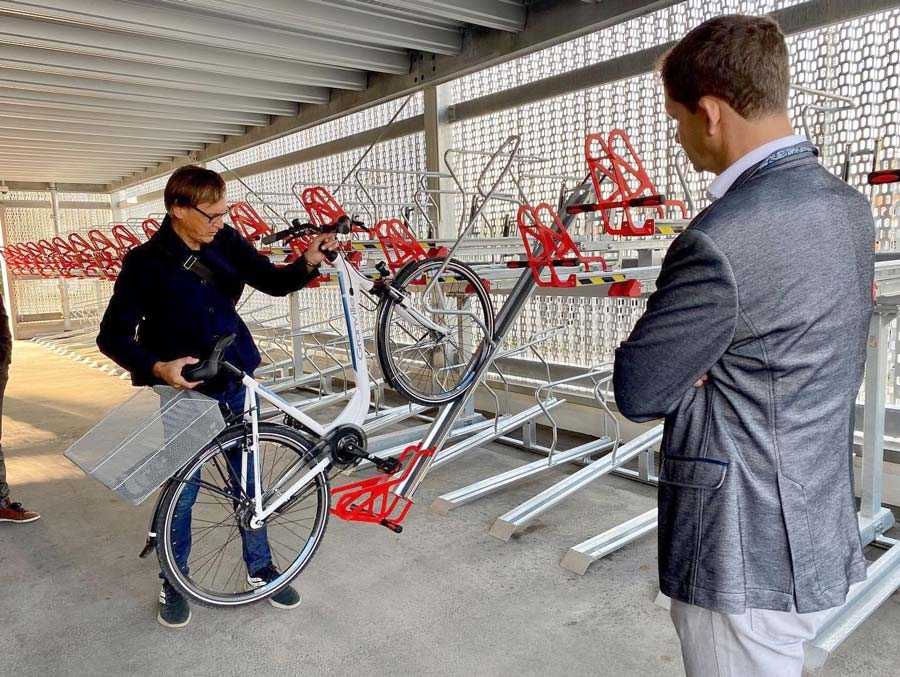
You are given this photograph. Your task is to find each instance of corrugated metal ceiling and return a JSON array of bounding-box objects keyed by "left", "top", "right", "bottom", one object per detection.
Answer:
[{"left": 0, "top": 0, "right": 527, "bottom": 185}]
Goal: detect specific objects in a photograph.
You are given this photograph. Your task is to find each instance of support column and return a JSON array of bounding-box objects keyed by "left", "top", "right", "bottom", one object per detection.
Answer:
[
  {"left": 110, "top": 191, "right": 127, "bottom": 225},
  {"left": 858, "top": 302, "right": 897, "bottom": 543},
  {"left": 49, "top": 185, "right": 72, "bottom": 331},
  {"left": 423, "top": 84, "right": 455, "bottom": 238},
  {"left": 288, "top": 291, "right": 305, "bottom": 384},
  {"left": 0, "top": 203, "right": 21, "bottom": 340}
]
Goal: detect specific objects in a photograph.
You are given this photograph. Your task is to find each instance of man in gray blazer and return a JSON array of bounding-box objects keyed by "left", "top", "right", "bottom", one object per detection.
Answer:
[{"left": 613, "top": 15, "right": 874, "bottom": 676}]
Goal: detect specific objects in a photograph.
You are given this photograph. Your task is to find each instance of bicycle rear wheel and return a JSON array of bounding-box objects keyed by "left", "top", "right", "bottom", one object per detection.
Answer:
[
  {"left": 155, "top": 422, "right": 329, "bottom": 607},
  {"left": 376, "top": 257, "right": 494, "bottom": 406}
]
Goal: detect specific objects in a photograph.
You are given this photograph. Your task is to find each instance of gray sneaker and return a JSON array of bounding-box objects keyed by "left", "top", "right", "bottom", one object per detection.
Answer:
[
  {"left": 248, "top": 565, "right": 302, "bottom": 609},
  {"left": 157, "top": 580, "right": 191, "bottom": 628}
]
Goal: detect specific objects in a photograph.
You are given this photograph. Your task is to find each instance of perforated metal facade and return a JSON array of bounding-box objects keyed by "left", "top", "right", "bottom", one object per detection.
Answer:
[{"left": 3, "top": 1, "right": 899, "bottom": 395}]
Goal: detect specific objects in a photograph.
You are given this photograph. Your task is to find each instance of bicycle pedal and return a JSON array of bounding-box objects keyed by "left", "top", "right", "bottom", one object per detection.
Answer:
[
  {"left": 374, "top": 457, "right": 401, "bottom": 474},
  {"left": 379, "top": 519, "right": 403, "bottom": 534}
]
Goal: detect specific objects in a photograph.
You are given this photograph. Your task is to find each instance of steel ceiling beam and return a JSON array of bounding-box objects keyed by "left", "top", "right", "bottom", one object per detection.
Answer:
[
  {"left": 0, "top": 88, "right": 271, "bottom": 127},
  {"left": 167, "top": 0, "right": 463, "bottom": 54},
  {"left": 0, "top": 103, "right": 245, "bottom": 136},
  {"left": 0, "top": 14, "right": 368, "bottom": 89},
  {"left": 0, "top": 45, "right": 330, "bottom": 103},
  {"left": 375, "top": 0, "right": 526, "bottom": 32},
  {"left": 0, "top": 116, "right": 225, "bottom": 144},
  {"left": 0, "top": 154, "right": 140, "bottom": 163},
  {"left": 0, "top": 162, "right": 152, "bottom": 173},
  {"left": 0, "top": 2, "right": 409, "bottom": 74},
  {"left": 0, "top": 129, "right": 206, "bottom": 151},
  {"left": 0, "top": 181, "right": 109, "bottom": 193},
  {"left": 0, "top": 140, "right": 180, "bottom": 157},
  {"left": 0, "top": 148, "right": 174, "bottom": 167},
  {"left": 112, "top": 0, "right": 681, "bottom": 191},
  {"left": 0, "top": 67, "right": 299, "bottom": 116},
  {"left": 1, "top": 172, "right": 128, "bottom": 182}
]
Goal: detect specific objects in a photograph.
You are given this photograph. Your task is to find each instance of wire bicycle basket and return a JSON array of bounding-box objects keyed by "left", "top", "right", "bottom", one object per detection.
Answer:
[{"left": 63, "top": 386, "right": 227, "bottom": 505}]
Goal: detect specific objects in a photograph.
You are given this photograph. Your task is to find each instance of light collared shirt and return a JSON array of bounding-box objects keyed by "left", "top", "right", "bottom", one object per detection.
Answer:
[{"left": 707, "top": 134, "right": 807, "bottom": 201}]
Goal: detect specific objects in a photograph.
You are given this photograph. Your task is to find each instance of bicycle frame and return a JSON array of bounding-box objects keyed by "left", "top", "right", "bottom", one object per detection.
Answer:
[{"left": 230, "top": 249, "right": 450, "bottom": 526}]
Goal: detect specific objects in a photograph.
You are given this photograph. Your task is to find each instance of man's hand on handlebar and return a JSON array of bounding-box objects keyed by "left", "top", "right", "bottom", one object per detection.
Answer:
[
  {"left": 302, "top": 233, "right": 339, "bottom": 269},
  {"left": 153, "top": 357, "right": 202, "bottom": 390}
]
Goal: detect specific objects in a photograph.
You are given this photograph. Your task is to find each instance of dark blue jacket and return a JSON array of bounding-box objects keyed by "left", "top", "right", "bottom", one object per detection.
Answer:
[{"left": 97, "top": 216, "right": 317, "bottom": 393}]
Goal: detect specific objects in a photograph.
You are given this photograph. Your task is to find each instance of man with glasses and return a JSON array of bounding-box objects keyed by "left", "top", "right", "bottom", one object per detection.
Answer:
[{"left": 97, "top": 164, "right": 337, "bottom": 628}]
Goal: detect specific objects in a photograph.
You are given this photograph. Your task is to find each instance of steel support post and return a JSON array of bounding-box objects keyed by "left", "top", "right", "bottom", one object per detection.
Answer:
[
  {"left": 0, "top": 203, "right": 21, "bottom": 340},
  {"left": 287, "top": 291, "right": 306, "bottom": 382},
  {"left": 423, "top": 84, "right": 455, "bottom": 237},
  {"left": 49, "top": 186, "right": 72, "bottom": 331},
  {"left": 804, "top": 299, "right": 900, "bottom": 665},
  {"left": 858, "top": 303, "right": 897, "bottom": 542}
]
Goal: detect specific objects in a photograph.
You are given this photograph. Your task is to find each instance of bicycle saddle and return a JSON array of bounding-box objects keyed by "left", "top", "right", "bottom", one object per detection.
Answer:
[{"left": 182, "top": 334, "right": 237, "bottom": 382}]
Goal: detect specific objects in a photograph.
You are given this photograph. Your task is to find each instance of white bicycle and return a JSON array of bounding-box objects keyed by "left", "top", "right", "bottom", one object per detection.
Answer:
[{"left": 145, "top": 217, "right": 494, "bottom": 607}]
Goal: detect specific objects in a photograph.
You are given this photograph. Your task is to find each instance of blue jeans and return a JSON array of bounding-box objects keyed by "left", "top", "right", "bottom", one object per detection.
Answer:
[{"left": 163, "top": 384, "right": 272, "bottom": 579}]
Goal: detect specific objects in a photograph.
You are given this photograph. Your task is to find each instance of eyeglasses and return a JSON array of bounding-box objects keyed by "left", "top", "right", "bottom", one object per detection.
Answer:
[{"left": 191, "top": 205, "right": 228, "bottom": 224}]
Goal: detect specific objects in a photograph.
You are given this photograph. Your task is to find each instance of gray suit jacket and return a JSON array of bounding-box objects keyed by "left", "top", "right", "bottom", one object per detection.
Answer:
[{"left": 613, "top": 142, "right": 873, "bottom": 614}]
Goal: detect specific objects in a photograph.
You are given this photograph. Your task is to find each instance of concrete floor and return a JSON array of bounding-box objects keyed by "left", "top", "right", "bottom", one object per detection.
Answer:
[{"left": 1, "top": 340, "right": 898, "bottom": 676}]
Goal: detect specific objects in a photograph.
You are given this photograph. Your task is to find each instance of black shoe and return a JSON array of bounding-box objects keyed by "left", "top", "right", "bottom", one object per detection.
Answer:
[
  {"left": 247, "top": 564, "right": 302, "bottom": 609},
  {"left": 157, "top": 580, "right": 191, "bottom": 628}
]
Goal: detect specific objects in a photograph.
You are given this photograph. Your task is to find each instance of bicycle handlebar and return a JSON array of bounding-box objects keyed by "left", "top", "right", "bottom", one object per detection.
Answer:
[{"left": 260, "top": 215, "right": 364, "bottom": 245}]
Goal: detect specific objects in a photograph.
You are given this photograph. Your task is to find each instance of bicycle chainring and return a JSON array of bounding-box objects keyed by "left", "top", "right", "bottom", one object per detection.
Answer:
[{"left": 328, "top": 424, "right": 368, "bottom": 469}]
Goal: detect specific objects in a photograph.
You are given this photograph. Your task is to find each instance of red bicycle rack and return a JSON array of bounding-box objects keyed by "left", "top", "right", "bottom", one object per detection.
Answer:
[
  {"left": 869, "top": 168, "right": 900, "bottom": 185},
  {"left": 88, "top": 229, "right": 124, "bottom": 278},
  {"left": 569, "top": 129, "right": 687, "bottom": 237},
  {"left": 9, "top": 243, "right": 37, "bottom": 276},
  {"left": 297, "top": 186, "right": 367, "bottom": 270},
  {"left": 3, "top": 219, "right": 153, "bottom": 280},
  {"left": 141, "top": 218, "right": 160, "bottom": 240},
  {"left": 228, "top": 202, "right": 272, "bottom": 242},
  {"left": 110, "top": 224, "right": 143, "bottom": 256},
  {"left": 301, "top": 186, "right": 347, "bottom": 226},
  {"left": 33, "top": 240, "right": 61, "bottom": 278},
  {"left": 514, "top": 202, "right": 609, "bottom": 288},
  {"left": 329, "top": 444, "right": 435, "bottom": 533},
  {"left": 50, "top": 236, "right": 82, "bottom": 278},
  {"left": 372, "top": 218, "right": 449, "bottom": 275},
  {"left": 68, "top": 233, "right": 109, "bottom": 279}
]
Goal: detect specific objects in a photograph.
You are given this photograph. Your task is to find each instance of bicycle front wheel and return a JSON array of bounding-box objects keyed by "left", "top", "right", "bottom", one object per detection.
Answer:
[
  {"left": 376, "top": 257, "right": 494, "bottom": 406},
  {"left": 155, "top": 422, "right": 330, "bottom": 607}
]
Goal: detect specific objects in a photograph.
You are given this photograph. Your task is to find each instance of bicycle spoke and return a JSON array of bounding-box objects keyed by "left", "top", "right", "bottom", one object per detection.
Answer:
[
  {"left": 165, "top": 432, "right": 326, "bottom": 602},
  {"left": 190, "top": 524, "right": 240, "bottom": 580}
]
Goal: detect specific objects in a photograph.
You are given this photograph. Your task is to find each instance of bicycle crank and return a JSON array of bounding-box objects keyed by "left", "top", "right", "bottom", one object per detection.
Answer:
[{"left": 328, "top": 424, "right": 400, "bottom": 474}]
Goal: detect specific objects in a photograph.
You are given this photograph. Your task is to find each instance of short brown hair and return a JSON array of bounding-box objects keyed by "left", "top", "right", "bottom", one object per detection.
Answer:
[
  {"left": 164, "top": 165, "right": 226, "bottom": 212},
  {"left": 659, "top": 14, "right": 790, "bottom": 119}
]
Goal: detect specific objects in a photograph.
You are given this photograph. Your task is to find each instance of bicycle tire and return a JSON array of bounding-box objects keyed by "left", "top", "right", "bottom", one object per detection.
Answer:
[
  {"left": 155, "top": 422, "right": 330, "bottom": 608},
  {"left": 375, "top": 257, "right": 494, "bottom": 406}
]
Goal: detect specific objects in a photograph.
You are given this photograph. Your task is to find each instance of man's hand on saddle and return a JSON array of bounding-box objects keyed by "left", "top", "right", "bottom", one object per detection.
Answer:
[
  {"left": 153, "top": 357, "right": 201, "bottom": 390},
  {"left": 302, "top": 233, "right": 339, "bottom": 269}
]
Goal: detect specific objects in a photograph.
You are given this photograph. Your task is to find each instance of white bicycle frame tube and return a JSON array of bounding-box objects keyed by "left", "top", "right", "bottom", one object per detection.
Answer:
[
  {"left": 241, "top": 252, "right": 376, "bottom": 524},
  {"left": 236, "top": 250, "right": 459, "bottom": 524}
]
